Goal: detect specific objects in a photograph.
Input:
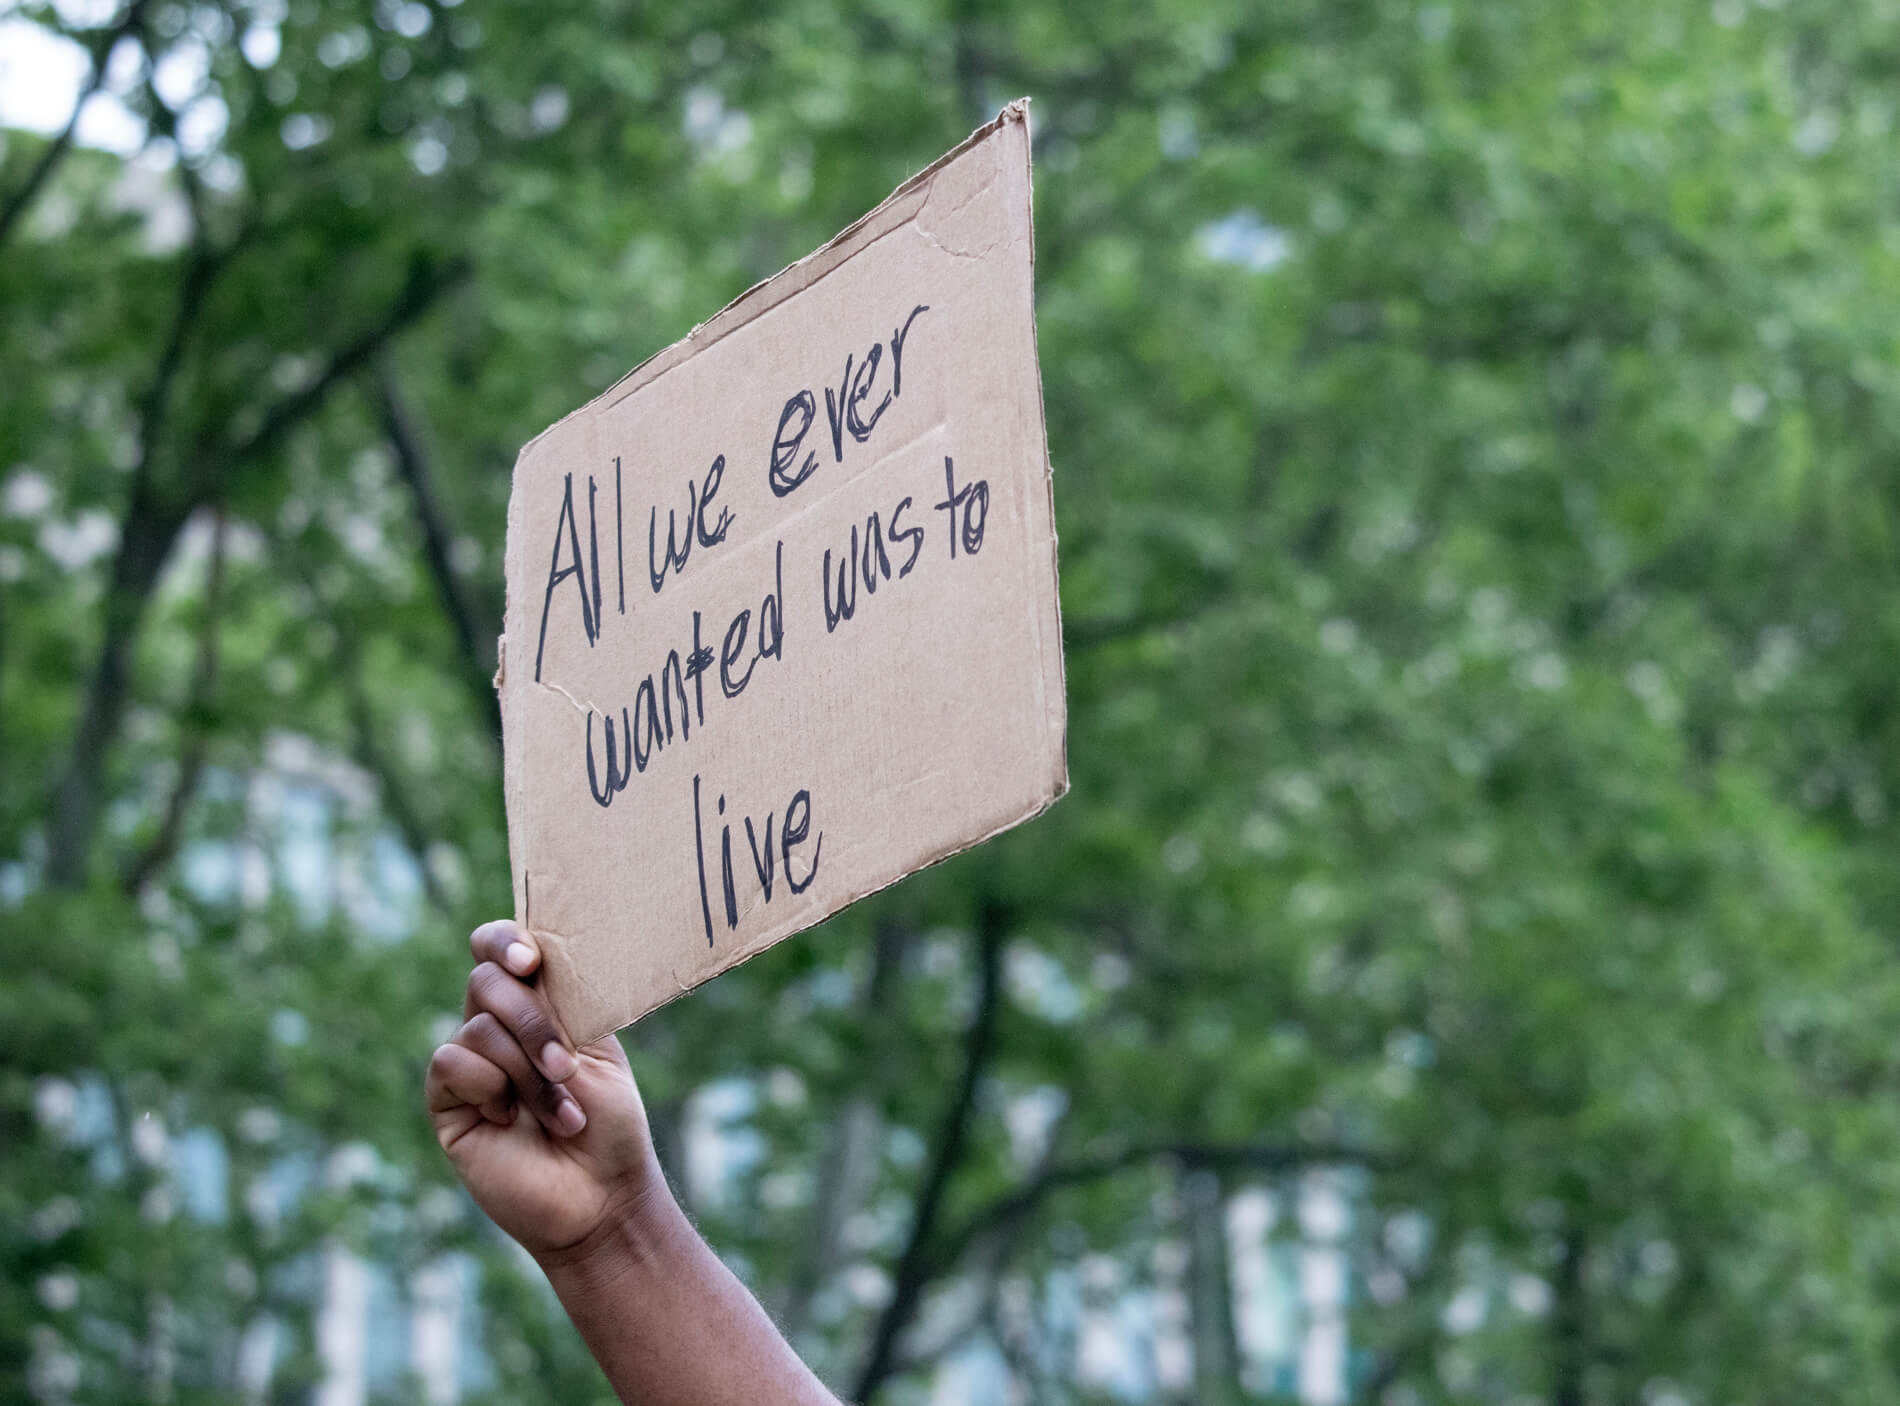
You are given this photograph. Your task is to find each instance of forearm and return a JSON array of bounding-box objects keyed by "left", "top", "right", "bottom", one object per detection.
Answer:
[{"left": 536, "top": 1181, "right": 839, "bottom": 1406}]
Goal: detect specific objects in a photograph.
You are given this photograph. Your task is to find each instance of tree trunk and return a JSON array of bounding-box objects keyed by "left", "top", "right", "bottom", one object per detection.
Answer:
[
  {"left": 1184, "top": 1166, "right": 1244, "bottom": 1405},
  {"left": 1553, "top": 1223, "right": 1587, "bottom": 1406},
  {"left": 852, "top": 903, "right": 1006, "bottom": 1402},
  {"left": 46, "top": 482, "right": 195, "bottom": 886},
  {"left": 781, "top": 918, "right": 909, "bottom": 1340}
]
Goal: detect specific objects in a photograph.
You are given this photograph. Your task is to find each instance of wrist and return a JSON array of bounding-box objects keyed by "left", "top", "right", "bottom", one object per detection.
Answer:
[{"left": 533, "top": 1170, "right": 687, "bottom": 1297}]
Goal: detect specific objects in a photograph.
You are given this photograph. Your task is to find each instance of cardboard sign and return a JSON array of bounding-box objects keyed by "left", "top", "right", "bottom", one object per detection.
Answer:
[{"left": 496, "top": 102, "right": 1066, "bottom": 1042}]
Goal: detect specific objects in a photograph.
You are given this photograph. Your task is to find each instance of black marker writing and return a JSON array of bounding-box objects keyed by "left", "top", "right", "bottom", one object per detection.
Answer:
[
  {"left": 697, "top": 455, "right": 732, "bottom": 547},
  {"left": 649, "top": 480, "right": 697, "bottom": 593},
  {"left": 889, "top": 494, "right": 924, "bottom": 577},
  {"left": 890, "top": 304, "right": 928, "bottom": 395},
  {"left": 822, "top": 526, "right": 858, "bottom": 633},
  {"left": 692, "top": 775, "right": 824, "bottom": 943},
  {"left": 585, "top": 707, "right": 633, "bottom": 808},
  {"left": 935, "top": 455, "right": 988, "bottom": 558},
  {"left": 819, "top": 472, "right": 954, "bottom": 635},
  {"left": 535, "top": 472, "right": 595, "bottom": 683},
  {"left": 783, "top": 789, "right": 820, "bottom": 895},
  {"left": 588, "top": 472, "right": 602, "bottom": 628},
  {"left": 693, "top": 774, "right": 715, "bottom": 946},
  {"left": 769, "top": 390, "right": 818, "bottom": 498},
  {"left": 745, "top": 812, "right": 775, "bottom": 900},
  {"left": 573, "top": 541, "right": 786, "bottom": 802},
  {"left": 718, "top": 791, "right": 737, "bottom": 929},
  {"left": 847, "top": 344, "right": 891, "bottom": 442},
  {"left": 649, "top": 456, "right": 735, "bottom": 595},
  {"left": 766, "top": 301, "right": 933, "bottom": 499},
  {"left": 823, "top": 353, "right": 855, "bottom": 463}
]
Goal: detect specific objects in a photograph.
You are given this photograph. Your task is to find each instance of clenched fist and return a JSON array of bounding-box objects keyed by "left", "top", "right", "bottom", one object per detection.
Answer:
[{"left": 424, "top": 920, "right": 661, "bottom": 1256}]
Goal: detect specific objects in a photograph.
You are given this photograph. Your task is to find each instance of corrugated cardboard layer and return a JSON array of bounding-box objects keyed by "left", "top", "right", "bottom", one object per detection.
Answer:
[{"left": 498, "top": 102, "right": 1066, "bottom": 1042}]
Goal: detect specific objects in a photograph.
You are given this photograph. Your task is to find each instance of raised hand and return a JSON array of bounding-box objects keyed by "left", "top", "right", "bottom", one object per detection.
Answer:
[{"left": 424, "top": 920, "right": 660, "bottom": 1256}]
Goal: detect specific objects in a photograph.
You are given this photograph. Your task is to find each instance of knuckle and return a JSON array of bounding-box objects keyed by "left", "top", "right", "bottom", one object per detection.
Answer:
[
  {"left": 515, "top": 1003, "right": 554, "bottom": 1048},
  {"left": 466, "top": 962, "right": 506, "bottom": 1005}
]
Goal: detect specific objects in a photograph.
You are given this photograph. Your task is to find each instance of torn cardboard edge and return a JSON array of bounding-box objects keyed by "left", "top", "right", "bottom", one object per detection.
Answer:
[{"left": 499, "top": 99, "right": 1066, "bottom": 1042}]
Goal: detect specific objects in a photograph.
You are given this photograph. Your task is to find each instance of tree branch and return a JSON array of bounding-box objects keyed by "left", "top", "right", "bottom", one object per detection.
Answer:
[
  {"left": 45, "top": 190, "right": 231, "bottom": 887},
  {"left": 852, "top": 904, "right": 1007, "bottom": 1403},
  {"left": 123, "top": 504, "right": 226, "bottom": 894},
  {"left": 214, "top": 256, "right": 471, "bottom": 483},
  {"left": 890, "top": 1265, "right": 1000, "bottom": 1377},
  {"left": 374, "top": 358, "right": 501, "bottom": 738},
  {"left": 0, "top": 0, "right": 149, "bottom": 248},
  {"left": 781, "top": 918, "right": 910, "bottom": 1341},
  {"left": 1552, "top": 1221, "right": 1587, "bottom": 1406},
  {"left": 343, "top": 654, "right": 451, "bottom": 915},
  {"left": 986, "top": 1289, "right": 1052, "bottom": 1406},
  {"left": 1354, "top": 1273, "right": 1451, "bottom": 1404},
  {"left": 47, "top": 254, "right": 469, "bottom": 886},
  {"left": 46, "top": 480, "right": 196, "bottom": 887},
  {"left": 928, "top": 1138, "right": 1384, "bottom": 1283},
  {"left": 1183, "top": 1165, "right": 1244, "bottom": 1405},
  {"left": 276, "top": 536, "right": 452, "bottom": 916}
]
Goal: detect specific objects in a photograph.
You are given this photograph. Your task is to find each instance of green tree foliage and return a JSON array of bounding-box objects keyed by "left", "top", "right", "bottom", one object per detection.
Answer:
[{"left": 5, "top": 0, "right": 1900, "bottom": 1401}]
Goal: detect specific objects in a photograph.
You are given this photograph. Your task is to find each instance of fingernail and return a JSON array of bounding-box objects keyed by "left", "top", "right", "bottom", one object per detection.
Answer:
[
  {"left": 555, "top": 1099, "right": 586, "bottom": 1136},
  {"left": 504, "top": 942, "right": 535, "bottom": 975},
  {"left": 542, "top": 1042, "right": 577, "bottom": 1080}
]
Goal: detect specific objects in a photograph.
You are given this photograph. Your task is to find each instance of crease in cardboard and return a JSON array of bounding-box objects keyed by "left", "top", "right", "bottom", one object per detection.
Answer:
[
  {"left": 915, "top": 145, "right": 1006, "bottom": 261},
  {"left": 785, "top": 850, "right": 819, "bottom": 891},
  {"left": 536, "top": 678, "right": 606, "bottom": 718},
  {"left": 685, "top": 418, "right": 954, "bottom": 580},
  {"left": 888, "top": 767, "right": 956, "bottom": 800},
  {"left": 587, "top": 417, "right": 955, "bottom": 606},
  {"left": 914, "top": 224, "right": 1006, "bottom": 264}
]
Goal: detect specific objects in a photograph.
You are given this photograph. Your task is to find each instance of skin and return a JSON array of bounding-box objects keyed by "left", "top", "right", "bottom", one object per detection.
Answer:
[{"left": 425, "top": 919, "right": 839, "bottom": 1405}]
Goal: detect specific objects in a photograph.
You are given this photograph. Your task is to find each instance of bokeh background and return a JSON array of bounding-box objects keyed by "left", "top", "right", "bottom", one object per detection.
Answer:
[{"left": 7, "top": 0, "right": 1900, "bottom": 1401}]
